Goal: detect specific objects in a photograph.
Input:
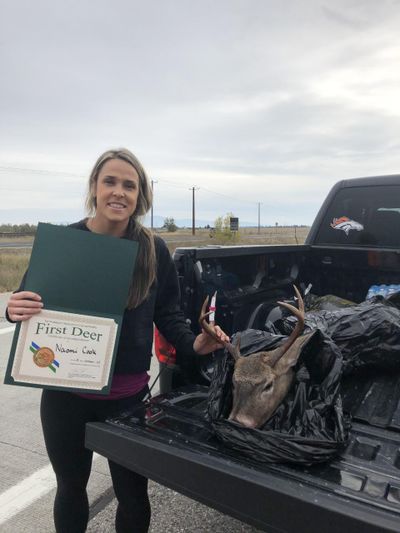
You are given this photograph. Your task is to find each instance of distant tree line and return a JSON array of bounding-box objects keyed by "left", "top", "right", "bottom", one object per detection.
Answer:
[{"left": 0, "top": 223, "right": 37, "bottom": 234}]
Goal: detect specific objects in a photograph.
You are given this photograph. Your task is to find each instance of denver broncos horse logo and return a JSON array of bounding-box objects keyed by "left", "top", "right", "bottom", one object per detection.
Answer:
[{"left": 330, "top": 216, "right": 364, "bottom": 235}]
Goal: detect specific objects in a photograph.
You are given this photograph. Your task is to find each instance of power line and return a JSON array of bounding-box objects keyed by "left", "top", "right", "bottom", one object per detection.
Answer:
[
  {"left": 0, "top": 166, "right": 84, "bottom": 178},
  {"left": 156, "top": 181, "right": 261, "bottom": 205},
  {"left": 0, "top": 166, "right": 261, "bottom": 205},
  {"left": 154, "top": 178, "right": 191, "bottom": 190},
  {"left": 200, "top": 186, "right": 260, "bottom": 206},
  {"left": 0, "top": 164, "right": 264, "bottom": 224}
]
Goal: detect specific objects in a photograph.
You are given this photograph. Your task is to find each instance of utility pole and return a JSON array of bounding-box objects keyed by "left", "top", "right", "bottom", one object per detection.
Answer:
[
  {"left": 258, "top": 202, "right": 261, "bottom": 234},
  {"left": 190, "top": 186, "right": 199, "bottom": 235},
  {"left": 150, "top": 179, "right": 157, "bottom": 230}
]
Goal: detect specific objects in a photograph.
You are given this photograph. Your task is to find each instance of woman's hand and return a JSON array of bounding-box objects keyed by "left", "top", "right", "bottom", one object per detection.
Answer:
[
  {"left": 7, "top": 291, "right": 43, "bottom": 322},
  {"left": 193, "top": 325, "right": 230, "bottom": 355}
]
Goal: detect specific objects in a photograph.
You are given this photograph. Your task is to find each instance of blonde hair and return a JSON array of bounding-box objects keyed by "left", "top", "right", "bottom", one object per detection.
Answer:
[{"left": 86, "top": 148, "right": 156, "bottom": 308}]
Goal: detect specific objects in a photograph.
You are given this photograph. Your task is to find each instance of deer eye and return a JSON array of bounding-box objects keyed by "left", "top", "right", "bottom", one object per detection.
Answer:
[{"left": 263, "top": 382, "right": 273, "bottom": 393}]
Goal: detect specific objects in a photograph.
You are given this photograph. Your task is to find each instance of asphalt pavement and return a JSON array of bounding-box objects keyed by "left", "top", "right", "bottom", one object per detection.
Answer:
[{"left": 0, "top": 292, "right": 261, "bottom": 533}]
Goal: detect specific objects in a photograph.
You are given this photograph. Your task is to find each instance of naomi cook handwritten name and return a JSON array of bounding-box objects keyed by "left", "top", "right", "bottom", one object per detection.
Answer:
[{"left": 55, "top": 344, "right": 97, "bottom": 355}]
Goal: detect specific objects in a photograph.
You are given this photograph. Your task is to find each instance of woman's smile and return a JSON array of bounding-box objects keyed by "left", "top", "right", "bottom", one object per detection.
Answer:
[{"left": 108, "top": 201, "right": 127, "bottom": 210}]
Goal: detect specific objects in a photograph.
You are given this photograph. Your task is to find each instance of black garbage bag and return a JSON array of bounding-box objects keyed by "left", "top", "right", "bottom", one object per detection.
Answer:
[
  {"left": 207, "top": 328, "right": 349, "bottom": 465},
  {"left": 280, "top": 295, "right": 400, "bottom": 374}
]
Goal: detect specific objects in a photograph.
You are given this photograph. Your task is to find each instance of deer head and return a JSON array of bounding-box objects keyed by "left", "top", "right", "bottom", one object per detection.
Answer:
[{"left": 200, "top": 286, "right": 310, "bottom": 429}]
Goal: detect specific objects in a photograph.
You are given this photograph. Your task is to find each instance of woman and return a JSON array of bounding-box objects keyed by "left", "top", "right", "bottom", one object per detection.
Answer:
[{"left": 6, "top": 148, "right": 228, "bottom": 533}]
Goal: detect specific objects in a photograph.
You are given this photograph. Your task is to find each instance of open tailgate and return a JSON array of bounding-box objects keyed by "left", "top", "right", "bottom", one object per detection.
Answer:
[{"left": 85, "top": 386, "right": 400, "bottom": 533}]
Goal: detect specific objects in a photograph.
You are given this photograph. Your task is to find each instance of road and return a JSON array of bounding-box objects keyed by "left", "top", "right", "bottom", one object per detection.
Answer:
[{"left": 0, "top": 293, "right": 260, "bottom": 533}]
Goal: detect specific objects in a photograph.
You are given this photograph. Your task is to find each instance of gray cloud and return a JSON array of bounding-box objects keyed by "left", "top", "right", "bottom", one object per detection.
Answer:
[{"left": 1, "top": 0, "right": 400, "bottom": 226}]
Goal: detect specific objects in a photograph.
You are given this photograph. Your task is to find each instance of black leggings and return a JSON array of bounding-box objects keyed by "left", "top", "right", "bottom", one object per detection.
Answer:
[{"left": 40, "top": 388, "right": 151, "bottom": 533}]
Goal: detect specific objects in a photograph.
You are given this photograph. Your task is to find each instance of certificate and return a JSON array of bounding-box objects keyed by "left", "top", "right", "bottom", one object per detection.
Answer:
[
  {"left": 4, "top": 223, "right": 138, "bottom": 394},
  {"left": 11, "top": 309, "right": 118, "bottom": 391}
]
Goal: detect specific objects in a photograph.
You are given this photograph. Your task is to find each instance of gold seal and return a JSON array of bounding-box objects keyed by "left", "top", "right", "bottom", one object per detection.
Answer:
[{"left": 33, "top": 347, "right": 55, "bottom": 368}]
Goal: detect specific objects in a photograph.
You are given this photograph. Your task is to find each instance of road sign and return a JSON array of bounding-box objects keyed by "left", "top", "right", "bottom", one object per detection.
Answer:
[{"left": 230, "top": 217, "right": 239, "bottom": 231}]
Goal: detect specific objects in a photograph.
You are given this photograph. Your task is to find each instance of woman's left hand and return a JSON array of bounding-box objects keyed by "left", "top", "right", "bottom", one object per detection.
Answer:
[{"left": 193, "top": 325, "right": 230, "bottom": 355}]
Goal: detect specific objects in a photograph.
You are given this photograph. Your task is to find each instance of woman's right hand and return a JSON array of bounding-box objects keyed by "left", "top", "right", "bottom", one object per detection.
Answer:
[{"left": 7, "top": 291, "right": 44, "bottom": 322}]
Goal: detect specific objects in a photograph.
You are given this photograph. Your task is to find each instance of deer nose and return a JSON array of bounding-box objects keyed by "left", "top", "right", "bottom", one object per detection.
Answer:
[{"left": 228, "top": 413, "right": 258, "bottom": 428}]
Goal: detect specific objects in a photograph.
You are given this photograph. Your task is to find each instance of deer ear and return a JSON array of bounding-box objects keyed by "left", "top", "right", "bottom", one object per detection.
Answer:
[{"left": 274, "top": 332, "right": 313, "bottom": 375}]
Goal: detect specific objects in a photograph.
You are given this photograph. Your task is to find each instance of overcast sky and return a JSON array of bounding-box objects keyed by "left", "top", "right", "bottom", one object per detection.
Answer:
[{"left": 1, "top": 0, "right": 400, "bottom": 227}]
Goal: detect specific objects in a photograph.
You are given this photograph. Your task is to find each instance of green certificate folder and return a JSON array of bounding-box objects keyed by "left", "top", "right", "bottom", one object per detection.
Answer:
[{"left": 4, "top": 223, "right": 138, "bottom": 394}]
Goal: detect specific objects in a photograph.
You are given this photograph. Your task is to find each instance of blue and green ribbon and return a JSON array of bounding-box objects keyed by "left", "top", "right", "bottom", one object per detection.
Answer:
[{"left": 30, "top": 341, "right": 60, "bottom": 373}]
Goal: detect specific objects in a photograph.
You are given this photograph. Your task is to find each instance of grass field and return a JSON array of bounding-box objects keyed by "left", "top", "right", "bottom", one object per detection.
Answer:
[
  {"left": 0, "top": 249, "right": 31, "bottom": 292},
  {"left": 160, "top": 226, "right": 309, "bottom": 252},
  {"left": 0, "top": 226, "right": 309, "bottom": 291},
  {"left": 0, "top": 235, "right": 35, "bottom": 243}
]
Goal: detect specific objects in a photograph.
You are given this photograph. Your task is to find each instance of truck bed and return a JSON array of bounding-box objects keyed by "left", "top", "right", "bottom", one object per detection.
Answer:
[{"left": 86, "top": 380, "right": 400, "bottom": 533}]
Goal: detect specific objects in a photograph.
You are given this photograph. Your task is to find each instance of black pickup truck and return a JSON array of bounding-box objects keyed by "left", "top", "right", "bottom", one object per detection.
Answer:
[{"left": 86, "top": 175, "right": 400, "bottom": 533}]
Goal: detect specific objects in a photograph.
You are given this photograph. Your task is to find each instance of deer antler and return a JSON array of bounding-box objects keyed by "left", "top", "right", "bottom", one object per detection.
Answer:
[
  {"left": 199, "top": 295, "right": 240, "bottom": 360},
  {"left": 268, "top": 285, "right": 305, "bottom": 366}
]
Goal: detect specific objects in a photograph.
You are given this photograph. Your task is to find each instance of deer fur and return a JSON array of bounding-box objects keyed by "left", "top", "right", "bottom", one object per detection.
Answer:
[{"left": 200, "top": 286, "right": 310, "bottom": 429}]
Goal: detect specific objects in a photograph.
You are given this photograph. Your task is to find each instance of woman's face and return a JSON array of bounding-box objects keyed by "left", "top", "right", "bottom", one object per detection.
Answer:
[{"left": 93, "top": 158, "right": 140, "bottom": 231}]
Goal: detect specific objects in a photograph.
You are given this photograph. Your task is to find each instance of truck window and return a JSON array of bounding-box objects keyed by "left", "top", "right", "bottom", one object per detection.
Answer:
[{"left": 314, "top": 184, "right": 400, "bottom": 248}]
